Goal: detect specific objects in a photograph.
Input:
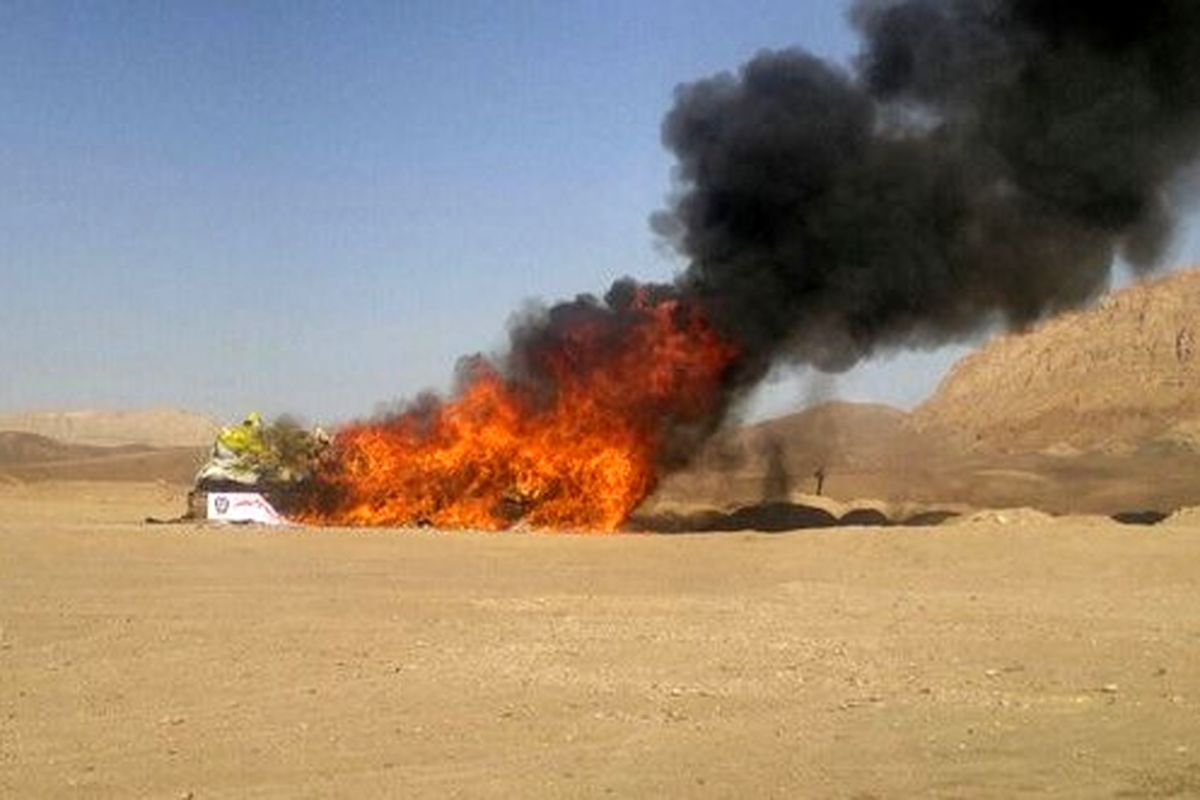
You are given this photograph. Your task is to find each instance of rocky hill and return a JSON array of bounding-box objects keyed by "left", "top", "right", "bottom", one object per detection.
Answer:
[
  {"left": 0, "top": 408, "right": 218, "bottom": 448},
  {"left": 651, "top": 269, "right": 1200, "bottom": 516},
  {"left": 910, "top": 267, "right": 1200, "bottom": 454}
]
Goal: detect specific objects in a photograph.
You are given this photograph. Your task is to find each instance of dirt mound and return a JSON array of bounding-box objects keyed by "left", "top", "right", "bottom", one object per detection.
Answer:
[
  {"left": 911, "top": 268, "right": 1200, "bottom": 454},
  {"left": 966, "top": 507, "right": 1056, "bottom": 525},
  {"left": 1163, "top": 506, "right": 1200, "bottom": 526},
  {"left": 629, "top": 501, "right": 840, "bottom": 533},
  {"left": 0, "top": 408, "right": 219, "bottom": 448},
  {"left": 839, "top": 507, "right": 891, "bottom": 527},
  {"left": 1111, "top": 510, "right": 1170, "bottom": 526}
]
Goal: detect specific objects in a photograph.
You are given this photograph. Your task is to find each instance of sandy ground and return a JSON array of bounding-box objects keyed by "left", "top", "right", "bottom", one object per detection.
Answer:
[{"left": 2, "top": 482, "right": 1199, "bottom": 798}]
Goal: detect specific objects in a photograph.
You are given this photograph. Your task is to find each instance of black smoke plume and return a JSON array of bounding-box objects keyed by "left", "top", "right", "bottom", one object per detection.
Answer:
[{"left": 651, "top": 0, "right": 1200, "bottom": 389}]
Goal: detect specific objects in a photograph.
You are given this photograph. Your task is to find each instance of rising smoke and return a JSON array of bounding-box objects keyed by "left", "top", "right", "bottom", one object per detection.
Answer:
[{"left": 651, "top": 0, "right": 1200, "bottom": 388}]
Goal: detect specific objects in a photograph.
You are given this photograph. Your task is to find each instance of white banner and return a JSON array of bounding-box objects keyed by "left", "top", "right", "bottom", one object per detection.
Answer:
[{"left": 205, "top": 492, "right": 287, "bottom": 525}]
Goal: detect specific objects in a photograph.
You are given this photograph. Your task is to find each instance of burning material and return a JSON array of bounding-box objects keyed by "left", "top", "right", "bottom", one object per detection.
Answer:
[
  {"left": 195, "top": 413, "right": 329, "bottom": 493},
  {"left": 297, "top": 292, "right": 737, "bottom": 530},
  {"left": 299, "top": 1, "right": 1200, "bottom": 531},
  {"left": 155, "top": 413, "right": 331, "bottom": 526}
]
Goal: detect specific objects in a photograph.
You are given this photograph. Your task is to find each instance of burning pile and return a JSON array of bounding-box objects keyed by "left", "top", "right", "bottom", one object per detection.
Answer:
[
  {"left": 297, "top": 290, "right": 737, "bottom": 530},
  {"left": 299, "top": 1, "right": 1200, "bottom": 530}
]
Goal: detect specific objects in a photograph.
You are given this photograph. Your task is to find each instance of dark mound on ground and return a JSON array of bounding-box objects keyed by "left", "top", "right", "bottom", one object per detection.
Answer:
[
  {"left": 630, "top": 502, "right": 840, "bottom": 533},
  {"left": 1111, "top": 510, "right": 1170, "bottom": 526},
  {"left": 839, "top": 508, "right": 891, "bottom": 527},
  {"left": 722, "top": 502, "right": 839, "bottom": 532},
  {"left": 628, "top": 503, "right": 974, "bottom": 532},
  {"left": 903, "top": 510, "right": 963, "bottom": 526}
]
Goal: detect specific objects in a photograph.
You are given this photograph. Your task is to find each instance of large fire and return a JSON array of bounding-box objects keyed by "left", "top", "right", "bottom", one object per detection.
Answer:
[{"left": 298, "top": 291, "right": 737, "bottom": 530}]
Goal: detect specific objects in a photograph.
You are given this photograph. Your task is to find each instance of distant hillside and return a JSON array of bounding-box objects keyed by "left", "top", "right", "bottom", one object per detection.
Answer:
[
  {"left": 910, "top": 267, "right": 1200, "bottom": 454},
  {"left": 0, "top": 430, "right": 206, "bottom": 485},
  {"left": 0, "top": 431, "right": 149, "bottom": 464},
  {"left": 0, "top": 408, "right": 218, "bottom": 448}
]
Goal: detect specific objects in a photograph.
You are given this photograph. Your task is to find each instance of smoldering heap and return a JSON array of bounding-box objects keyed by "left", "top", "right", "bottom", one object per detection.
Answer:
[{"left": 302, "top": 1, "right": 1200, "bottom": 530}]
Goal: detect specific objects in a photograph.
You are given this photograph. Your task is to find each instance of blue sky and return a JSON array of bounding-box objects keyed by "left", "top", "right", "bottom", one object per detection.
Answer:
[{"left": 1, "top": 1, "right": 1193, "bottom": 424}]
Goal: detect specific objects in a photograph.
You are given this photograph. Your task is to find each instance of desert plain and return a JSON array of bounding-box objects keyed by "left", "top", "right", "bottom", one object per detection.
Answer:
[{"left": 2, "top": 478, "right": 1199, "bottom": 799}]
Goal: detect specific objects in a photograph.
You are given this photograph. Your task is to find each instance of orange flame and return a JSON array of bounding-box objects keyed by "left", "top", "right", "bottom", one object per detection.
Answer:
[{"left": 299, "top": 292, "right": 737, "bottom": 531}]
